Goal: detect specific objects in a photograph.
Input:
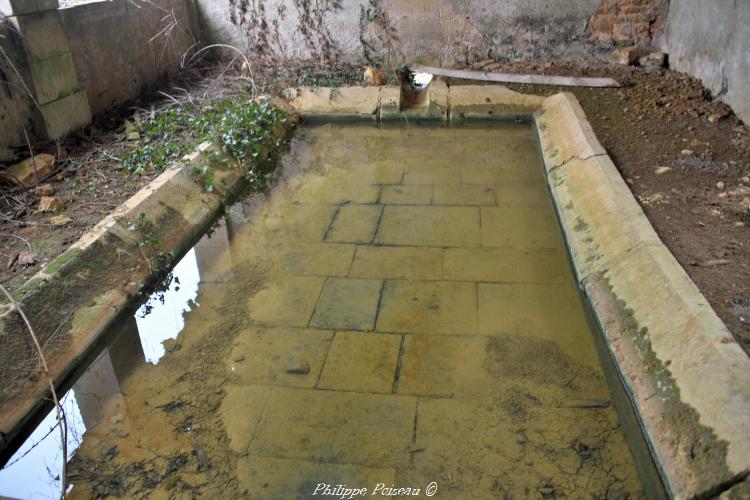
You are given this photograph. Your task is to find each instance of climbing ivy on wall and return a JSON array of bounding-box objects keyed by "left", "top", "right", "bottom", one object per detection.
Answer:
[
  {"left": 293, "top": 0, "right": 342, "bottom": 61},
  {"left": 228, "top": 0, "right": 286, "bottom": 58},
  {"left": 227, "top": 0, "right": 342, "bottom": 61},
  {"left": 358, "top": 0, "right": 399, "bottom": 67}
]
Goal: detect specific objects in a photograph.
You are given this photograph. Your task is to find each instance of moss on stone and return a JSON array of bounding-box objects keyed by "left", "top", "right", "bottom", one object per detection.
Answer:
[{"left": 596, "top": 273, "right": 734, "bottom": 496}]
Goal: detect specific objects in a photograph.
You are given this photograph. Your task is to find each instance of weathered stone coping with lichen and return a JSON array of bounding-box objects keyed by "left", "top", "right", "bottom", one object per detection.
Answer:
[
  {"left": 535, "top": 92, "right": 750, "bottom": 499},
  {"left": 0, "top": 100, "right": 299, "bottom": 463},
  {"left": 282, "top": 84, "right": 545, "bottom": 122}
]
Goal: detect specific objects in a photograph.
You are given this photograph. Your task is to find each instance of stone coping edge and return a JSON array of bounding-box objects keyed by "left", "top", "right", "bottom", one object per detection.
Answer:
[
  {"left": 283, "top": 85, "right": 544, "bottom": 122},
  {"left": 0, "top": 98, "right": 299, "bottom": 463},
  {"left": 535, "top": 93, "right": 750, "bottom": 499}
]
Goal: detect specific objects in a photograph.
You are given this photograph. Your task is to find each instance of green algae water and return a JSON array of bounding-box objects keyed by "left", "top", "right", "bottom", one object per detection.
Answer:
[{"left": 0, "top": 123, "right": 643, "bottom": 499}]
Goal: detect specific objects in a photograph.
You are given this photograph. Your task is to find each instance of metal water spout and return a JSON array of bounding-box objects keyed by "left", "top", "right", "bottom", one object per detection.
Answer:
[{"left": 398, "top": 66, "right": 434, "bottom": 111}]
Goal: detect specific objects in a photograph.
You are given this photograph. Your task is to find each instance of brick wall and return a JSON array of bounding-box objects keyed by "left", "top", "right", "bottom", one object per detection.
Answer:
[{"left": 587, "top": 0, "right": 669, "bottom": 47}]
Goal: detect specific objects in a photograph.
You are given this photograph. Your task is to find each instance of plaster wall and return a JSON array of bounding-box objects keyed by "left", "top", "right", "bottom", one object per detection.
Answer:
[
  {"left": 659, "top": 0, "right": 750, "bottom": 124},
  {"left": 194, "top": 0, "right": 601, "bottom": 66}
]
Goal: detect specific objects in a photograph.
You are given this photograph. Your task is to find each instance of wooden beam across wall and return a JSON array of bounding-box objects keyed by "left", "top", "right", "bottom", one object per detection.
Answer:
[{"left": 410, "top": 64, "right": 622, "bottom": 88}]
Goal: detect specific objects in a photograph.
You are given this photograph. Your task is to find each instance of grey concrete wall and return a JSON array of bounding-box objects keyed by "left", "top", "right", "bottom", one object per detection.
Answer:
[
  {"left": 660, "top": 0, "right": 750, "bottom": 124},
  {"left": 60, "top": 0, "right": 198, "bottom": 115},
  {"left": 195, "top": 0, "right": 601, "bottom": 66}
]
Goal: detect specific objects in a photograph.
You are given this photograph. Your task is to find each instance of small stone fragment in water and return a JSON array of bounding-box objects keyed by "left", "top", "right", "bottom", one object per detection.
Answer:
[
  {"left": 110, "top": 428, "right": 129, "bottom": 439},
  {"left": 164, "top": 338, "right": 181, "bottom": 352},
  {"left": 285, "top": 357, "right": 311, "bottom": 374}
]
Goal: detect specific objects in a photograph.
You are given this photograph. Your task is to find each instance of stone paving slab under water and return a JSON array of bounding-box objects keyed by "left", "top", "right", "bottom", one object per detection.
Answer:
[{"left": 0, "top": 123, "right": 644, "bottom": 499}]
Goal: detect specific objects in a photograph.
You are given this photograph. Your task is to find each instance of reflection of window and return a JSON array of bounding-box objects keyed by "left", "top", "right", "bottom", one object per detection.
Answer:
[{"left": 59, "top": 0, "right": 111, "bottom": 8}]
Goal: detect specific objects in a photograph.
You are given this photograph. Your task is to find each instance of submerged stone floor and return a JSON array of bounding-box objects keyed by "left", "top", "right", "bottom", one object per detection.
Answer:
[
  {"left": 218, "top": 124, "right": 643, "bottom": 498},
  {"left": 4, "top": 123, "right": 643, "bottom": 499}
]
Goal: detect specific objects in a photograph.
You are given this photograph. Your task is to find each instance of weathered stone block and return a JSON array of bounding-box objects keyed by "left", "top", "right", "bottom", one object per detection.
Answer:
[
  {"left": 309, "top": 278, "right": 382, "bottom": 331},
  {"left": 284, "top": 86, "right": 380, "bottom": 119},
  {"left": 585, "top": 245, "right": 750, "bottom": 498},
  {"left": 379, "top": 184, "right": 431, "bottom": 205},
  {"left": 397, "top": 335, "right": 491, "bottom": 398},
  {"left": 318, "top": 331, "right": 401, "bottom": 393},
  {"left": 10, "top": 10, "right": 68, "bottom": 61},
  {"left": 279, "top": 243, "right": 355, "bottom": 277},
  {"left": 376, "top": 280, "right": 477, "bottom": 335},
  {"left": 449, "top": 85, "right": 544, "bottom": 121},
  {"left": 348, "top": 246, "right": 443, "bottom": 280},
  {"left": 432, "top": 185, "right": 496, "bottom": 206},
  {"left": 249, "top": 387, "right": 415, "bottom": 466},
  {"left": 227, "top": 328, "right": 332, "bottom": 388},
  {"left": 36, "top": 89, "right": 91, "bottom": 140},
  {"left": 546, "top": 154, "right": 663, "bottom": 281},
  {"left": 219, "top": 385, "right": 270, "bottom": 453},
  {"left": 28, "top": 51, "right": 80, "bottom": 104},
  {"left": 535, "top": 92, "right": 606, "bottom": 170},
  {"left": 247, "top": 276, "right": 325, "bottom": 328},
  {"left": 326, "top": 204, "right": 382, "bottom": 244},
  {"left": 480, "top": 206, "right": 562, "bottom": 249},
  {"left": 0, "top": 153, "right": 55, "bottom": 186},
  {"left": 443, "top": 247, "right": 570, "bottom": 284},
  {"left": 292, "top": 180, "right": 379, "bottom": 205},
  {"left": 374, "top": 206, "right": 480, "bottom": 247}
]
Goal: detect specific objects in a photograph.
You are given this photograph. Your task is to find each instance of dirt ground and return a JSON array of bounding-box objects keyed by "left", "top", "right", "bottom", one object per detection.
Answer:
[{"left": 0, "top": 57, "right": 748, "bottom": 356}]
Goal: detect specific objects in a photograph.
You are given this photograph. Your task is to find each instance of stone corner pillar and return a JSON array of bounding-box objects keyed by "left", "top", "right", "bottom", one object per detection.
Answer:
[{"left": 3, "top": 0, "right": 92, "bottom": 140}]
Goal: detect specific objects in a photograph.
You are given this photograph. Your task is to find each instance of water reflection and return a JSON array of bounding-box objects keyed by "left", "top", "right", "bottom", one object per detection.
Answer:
[
  {"left": 0, "top": 216, "right": 237, "bottom": 499},
  {"left": 0, "top": 393, "right": 84, "bottom": 499},
  {"left": 135, "top": 249, "right": 200, "bottom": 364}
]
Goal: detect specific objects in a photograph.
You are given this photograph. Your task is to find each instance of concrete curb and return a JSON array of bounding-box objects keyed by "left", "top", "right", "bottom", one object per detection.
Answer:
[
  {"left": 535, "top": 93, "right": 750, "bottom": 499},
  {"left": 0, "top": 100, "right": 299, "bottom": 462}
]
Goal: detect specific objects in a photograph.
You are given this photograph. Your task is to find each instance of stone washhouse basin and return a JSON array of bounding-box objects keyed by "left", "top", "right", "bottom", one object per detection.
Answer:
[{"left": 283, "top": 83, "right": 750, "bottom": 499}]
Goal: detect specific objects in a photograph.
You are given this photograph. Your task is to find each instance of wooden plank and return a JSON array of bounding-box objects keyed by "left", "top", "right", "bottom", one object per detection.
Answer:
[{"left": 410, "top": 64, "right": 621, "bottom": 88}]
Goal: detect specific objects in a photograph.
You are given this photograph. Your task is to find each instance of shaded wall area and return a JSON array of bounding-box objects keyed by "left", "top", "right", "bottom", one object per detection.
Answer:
[
  {"left": 659, "top": 0, "right": 750, "bottom": 124},
  {"left": 0, "top": 20, "right": 35, "bottom": 148},
  {"left": 61, "top": 0, "right": 198, "bottom": 115}
]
